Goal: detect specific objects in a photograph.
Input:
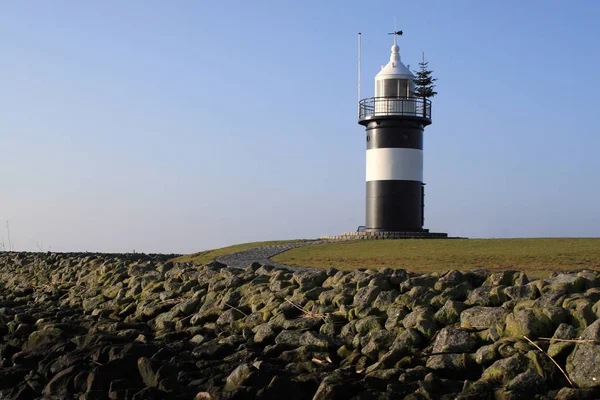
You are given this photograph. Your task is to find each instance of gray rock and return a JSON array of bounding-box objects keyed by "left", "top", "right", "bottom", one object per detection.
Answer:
[
  {"left": 361, "top": 330, "right": 396, "bottom": 359},
  {"left": 393, "top": 327, "right": 424, "bottom": 350},
  {"left": 317, "top": 289, "right": 338, "bottom": 305},
  {"left": 567, "top": 319, "right": 600, "bottom": 388},
  {"left": 504, "top": 308, "right": 554, "bottom": 338},
  {"left": 189, "top": 334, "right": 206, "bottom": 345},
  {"left": 312, "top": 369, "right": 361, "bottom": 400},
  {"left": 373, "top": 290, "right": 400, "bottom": 311},
  {"left": 353, "top": 286, "right": 382, "bottom": 307},
  {"left": 462, "top": 269, "right": 490, "bottom": 288},
  {"left": 220, "top": 289, "right": 242, "bottom": 309},
  {"left": 434, "top": 300, "right": 467, "bottom": 325},
  {"left": 400, "top": 275, "right": 438, "bottom": 292},
  {"left": 548, "top": 323, "right": 577, "bottom": 358},
  {"left": 432, "top": 326, "right": 478, "bottom": 353},
  {"left": 304, "top": 286, "right": 327, "bottom": 300},
  {"left": 507, "top": 368, "right": 545, "bottom": 393},
  {"left": 216, "top": 308, "right": 245, "bottom": 326},
  {"left": 355, "top": 315, "right": 384, "bottom": 335},
  {"left": 481, "top": 354, "right": 527, "bottom": 383},
  {"left": 154, "top": 310, "right": 178, "bottom": 331},
  {"left": 299, "top": 331, "right": 332, "bottom": 349},
  {"left": 483, "top": 271, "right": 524, "bottom": 287},
  {"left": 319, "top": 322, "right": 337, "bottom": 336},
  {"left": 553, "top": 387, "right": 599, "bottom": 400},
  {"left": 441, "top": 282, "right": 472, "bottom": 302},
  {"left": 504, "top": 284, "right": 539, "bottom": 301},
  {"left": 398, "top": 286, "right": 437, "bottom": 309},
  {"left": 466, "top": 285, "right": 506, "bottom": 306},
  {"left": 137, "top": 357, "right": 159, "bottom": 387},
  {"left": 460, "top": 306, "right": 509, "bottom": 329},
  {"left": 547, "top": 274, "right": 587, "bottom": 294},
  {"left": 175, "top": 296, "right": 201, "bottom": 315},
  {"left": 292, "top": 270, "right": 327, "bottom": 289},
  {"left": 43, "top": 366, "right": 78, "bottom": 397},
  {"left": 24, "top": 328, "right": 64, "bottom": 351},
  {"left": 426, "top": 353, "right": 468, "bottom": 372},
  {"left": 402, "top": 307, "right": 437, "bottom": 339},
  {"left": 385, "top": 305, "right": 409, "bottom": 330},
  {"left": 274, "top": 330, "right": 303, "bottom": 346},
  {"left": 224, "top": 363, "right": 252, "bottom": 391},
  {"left": 534, "top": 289, "right": 568, "bottom": 308},
  {"left": 434, "top": 270, "right": 465, "bottom": 291},
  {"left": 390, "top": 269, "right": 409, "bottom": 285},
  {"left": 475, "top": 343, "right": 498, "bottom": 365},
  {"left": 283, "top": 317, "right": 323, "bottom": 331}
]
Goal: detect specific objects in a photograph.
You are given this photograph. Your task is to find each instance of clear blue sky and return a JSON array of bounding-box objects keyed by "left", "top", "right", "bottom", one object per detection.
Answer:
[{"left": 1, "top": 1, "right": 599, "bottom": 253}]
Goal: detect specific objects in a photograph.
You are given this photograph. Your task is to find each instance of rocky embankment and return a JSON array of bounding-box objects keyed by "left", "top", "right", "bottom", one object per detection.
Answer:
[{"left": 1, "top": 253, "right": 600, "bottom": 399}]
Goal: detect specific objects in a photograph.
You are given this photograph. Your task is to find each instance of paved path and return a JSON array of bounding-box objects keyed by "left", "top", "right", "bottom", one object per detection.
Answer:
[{"left": 215, "top": 240, "right": 340, "bottom": 272}]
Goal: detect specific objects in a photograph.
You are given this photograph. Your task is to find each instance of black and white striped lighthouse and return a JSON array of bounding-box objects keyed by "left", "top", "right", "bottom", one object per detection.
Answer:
[{"left": 358, "top": 34, "right": 432, "bottom": 233}]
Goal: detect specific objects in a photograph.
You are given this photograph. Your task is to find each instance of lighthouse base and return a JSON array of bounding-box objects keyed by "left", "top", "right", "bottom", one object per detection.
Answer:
[{"left": 320, "top": 231, "right": 451, "bottom": 240}]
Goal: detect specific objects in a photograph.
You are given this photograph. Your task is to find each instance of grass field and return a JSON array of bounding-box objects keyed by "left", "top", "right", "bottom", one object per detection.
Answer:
[
  {"left": 171, "top": 239, "right": 306, "bottom": 265},
  {"left": 272, "top": 238, "right": 600, "bottom": 278}
]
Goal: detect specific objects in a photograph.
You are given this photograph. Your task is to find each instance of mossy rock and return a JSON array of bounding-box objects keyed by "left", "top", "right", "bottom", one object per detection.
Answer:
[{"left": 504, "top": 308, "right": 554, "bottom": 338}]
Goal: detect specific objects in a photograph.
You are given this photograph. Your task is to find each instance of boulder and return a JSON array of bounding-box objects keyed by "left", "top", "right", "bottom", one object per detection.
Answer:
[
  {"left": 432, "top": 326, "right": 478, "bottom": 353},
  {"left": 253, "top": 324, "right": 278, "bottom": 345},
  {"left": 434, "top": 300, "right": 467, "bottom": 325},
  {"left": 426, "top": 353, "right": 469, "bottom": 373},
  {"left": 274, "top": 330, "right": 304, "bottom": 347},
  {"left": 434, "top": 270, "right": 465, "bottom": 291},
  {"left": 548, "top": 323, "right": 577, "bottom": 358},
  {"left": 360, "top": 330, "right": 396, "bottom": 360},
  {"left": 567, "top": 319, "right": 600, "bottom": 388},
  {"left": 466, "top": 286, "right": 506, "bottom": 306},
  {"left": 355, "top": 315, "right": 384, "bottom": 335},
  {"left": 481, "top": 354, "right": 528, "bottom": 383},
  {"left": 504, "top": 308, "right": 554, "bottom": 338},
  {"left": 224, "top": 363, "right": 252, "bottom": 391},
  {"left": 353, "top": 286, "right": 382, "bottom": 307},
  {"left": 460, "top": 306, "right": 509, "bottom": 329},
  {"left": 402, "top": 307, "right": 437, "bottom": 339}
]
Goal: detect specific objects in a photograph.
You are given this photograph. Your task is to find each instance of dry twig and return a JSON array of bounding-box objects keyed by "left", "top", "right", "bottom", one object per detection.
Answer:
[
  {"left": 284, "top": 298, "right": 329, "bottom": 323},
  {"left": 224, "top": 302, "right": 248, "bottom": 317},
  {"left": 537, "top": 337, "right": 598, "bottom": 344},
  {"left": 311, "top": 356, "right": 333, "bottom": 365},
  {"left": 523, "top": 336, "right": 574, "bottom": 388}
]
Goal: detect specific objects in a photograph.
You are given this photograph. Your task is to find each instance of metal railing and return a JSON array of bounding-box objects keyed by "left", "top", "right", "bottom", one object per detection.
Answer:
[{"left": 359, "top": 97, "right": 432, "bottom": 121}]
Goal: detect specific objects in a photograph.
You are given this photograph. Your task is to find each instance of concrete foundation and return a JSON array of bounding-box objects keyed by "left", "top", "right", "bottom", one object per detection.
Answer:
[{"left": 320, "top": 231, "right": 451, "bottom": 240}]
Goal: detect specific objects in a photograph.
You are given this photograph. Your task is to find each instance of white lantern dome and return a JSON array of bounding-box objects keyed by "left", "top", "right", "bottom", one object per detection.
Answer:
[{"left": 375, "top": 43, "right": 415, "bottom": 98}]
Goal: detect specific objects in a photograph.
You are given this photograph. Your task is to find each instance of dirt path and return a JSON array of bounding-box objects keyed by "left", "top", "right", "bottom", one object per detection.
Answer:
[{"left": 215, "top": 239, "right": 340, "bottom": 272}]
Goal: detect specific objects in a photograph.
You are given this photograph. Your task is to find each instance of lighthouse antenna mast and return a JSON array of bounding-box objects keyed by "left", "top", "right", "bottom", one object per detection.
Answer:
[{"left": 357, "top": 32, "right": 361, "bottom": 119}]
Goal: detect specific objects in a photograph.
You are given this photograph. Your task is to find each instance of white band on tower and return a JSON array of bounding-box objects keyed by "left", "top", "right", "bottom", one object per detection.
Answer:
[{"left": 366, "top": 148, "right": 423, "bottom": 182}]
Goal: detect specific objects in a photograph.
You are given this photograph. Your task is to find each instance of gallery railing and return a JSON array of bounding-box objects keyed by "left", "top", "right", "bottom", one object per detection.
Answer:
[{"left": 359, "top": 97, "right": 431, "bottom": 122}]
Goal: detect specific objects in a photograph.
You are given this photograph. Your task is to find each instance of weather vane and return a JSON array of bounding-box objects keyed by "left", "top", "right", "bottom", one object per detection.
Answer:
[{"left": 388, "top": 18, "right": 403, "bottom": 45}]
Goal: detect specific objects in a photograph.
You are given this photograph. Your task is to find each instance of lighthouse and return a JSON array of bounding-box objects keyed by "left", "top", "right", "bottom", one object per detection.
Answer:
[{"left": 358, "top": 34, "right": 432, "bottom": 233}]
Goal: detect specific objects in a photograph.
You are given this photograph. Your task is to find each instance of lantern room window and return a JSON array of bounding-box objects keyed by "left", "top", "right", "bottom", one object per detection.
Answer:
[{"left": 376, "top": 79, "right": 409, "bottom": 98}]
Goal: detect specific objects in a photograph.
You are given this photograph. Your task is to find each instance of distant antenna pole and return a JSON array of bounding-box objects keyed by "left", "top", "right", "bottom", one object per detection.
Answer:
[
  {"left": 6, "top": 221, "right": 12, "bottom": 252},
  {"left": 357, "top": 32, "right": 361, "bottom": 118}
]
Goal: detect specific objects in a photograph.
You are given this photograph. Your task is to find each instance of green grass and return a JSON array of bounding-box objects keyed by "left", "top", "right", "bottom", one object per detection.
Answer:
[
  {"left": 272, "top": 238, "right": 600, "bottom": 278},
  {"left": 171, "top": 239, "right": 307, "bottom": 265}
]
